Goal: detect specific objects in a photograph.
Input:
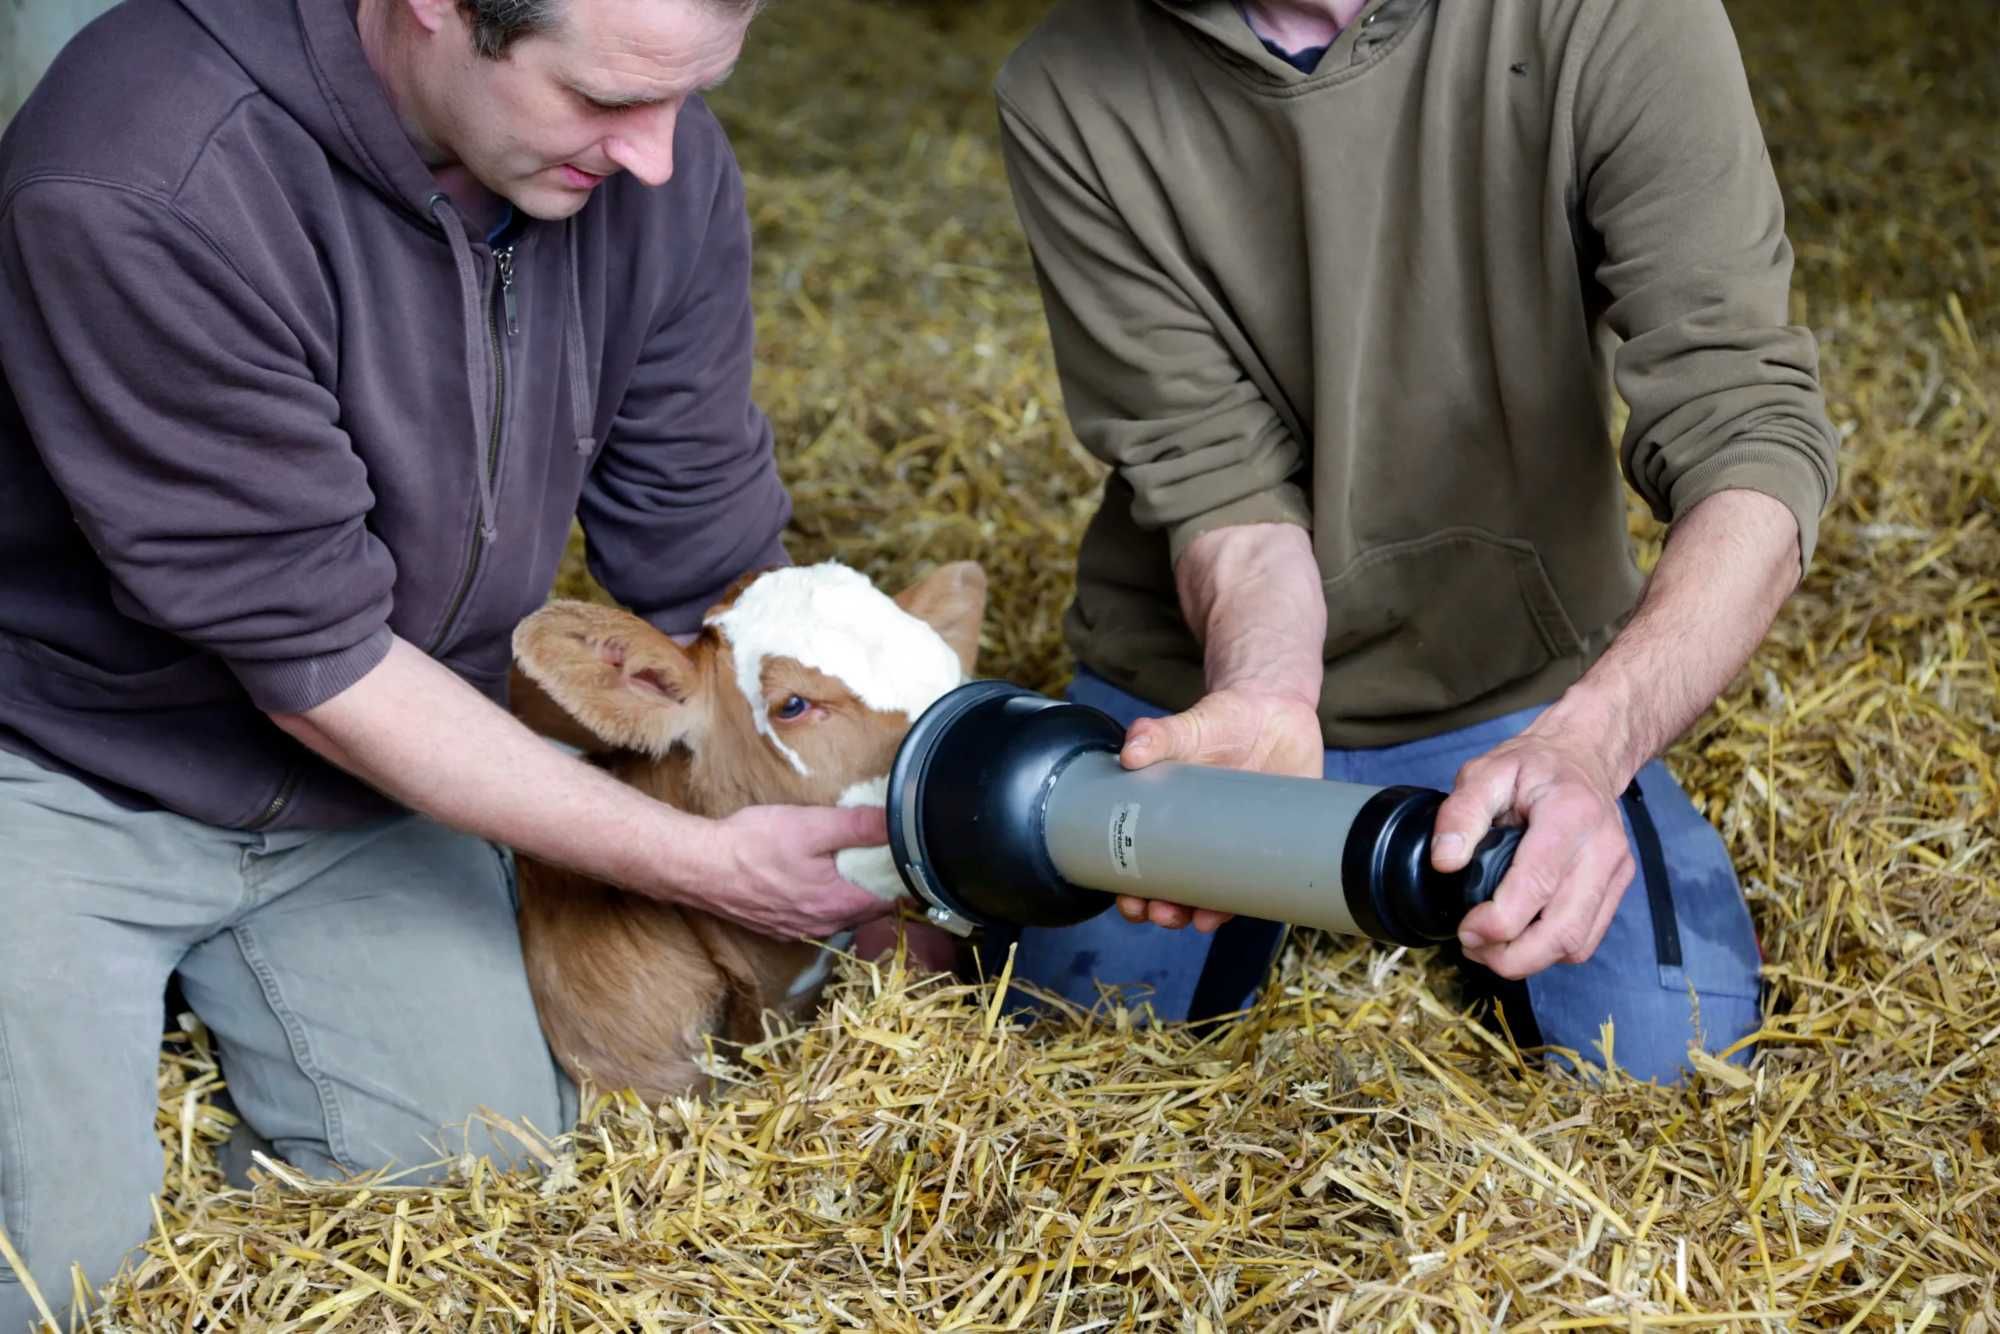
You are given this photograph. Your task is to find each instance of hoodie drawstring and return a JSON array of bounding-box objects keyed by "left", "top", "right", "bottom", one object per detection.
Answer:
[
  {"left": 428, "top": 192, "right": 501, "bottom": 544},
  {"left": 565, "top": 217, "right": 597, "bottom": 458}
]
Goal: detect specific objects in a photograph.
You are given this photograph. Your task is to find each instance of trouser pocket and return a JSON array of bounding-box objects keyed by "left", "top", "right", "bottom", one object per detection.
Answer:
[
  {"left": 1622, "top": 781, "right": 1683, "bottom": 985},
  {"left": 1453, "top": 764, "right": 1763, "bottom": 1077},
  {"left": 1622, "top": 768, "right": 1765, "bottom": 1003}
]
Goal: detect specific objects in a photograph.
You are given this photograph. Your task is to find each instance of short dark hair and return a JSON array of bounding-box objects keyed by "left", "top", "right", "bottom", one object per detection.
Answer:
[
  {"left": 458, "top": 0, "right": 766, "bottom": 60},
  {"left": 459, "top": 0, "right": 556, "bottom": 58}
]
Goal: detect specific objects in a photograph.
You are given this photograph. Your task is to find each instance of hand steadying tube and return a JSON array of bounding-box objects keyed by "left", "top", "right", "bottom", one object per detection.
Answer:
[{"left": 1110, "top": 525, "right": 1332, "bottom": 937}]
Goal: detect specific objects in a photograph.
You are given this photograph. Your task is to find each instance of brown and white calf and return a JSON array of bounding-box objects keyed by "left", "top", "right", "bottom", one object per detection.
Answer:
[{"left": 505, "top": 559, "right": 986, "bottom": 1105}]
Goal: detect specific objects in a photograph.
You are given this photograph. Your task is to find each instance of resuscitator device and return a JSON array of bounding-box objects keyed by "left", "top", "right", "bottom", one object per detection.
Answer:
[{"left": 886, "top": 680, "right": 1522, "bottom": 945}]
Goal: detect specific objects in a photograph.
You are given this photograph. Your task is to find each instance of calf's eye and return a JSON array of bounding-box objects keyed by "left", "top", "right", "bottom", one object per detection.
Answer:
[{"left": 774, "top": 694, "right": 810, "bottom": 721}]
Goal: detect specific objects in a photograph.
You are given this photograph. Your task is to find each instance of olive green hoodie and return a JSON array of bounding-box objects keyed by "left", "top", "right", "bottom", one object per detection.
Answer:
[{"left": 997, "top": 0, "right": 1837, "bottom": 745}]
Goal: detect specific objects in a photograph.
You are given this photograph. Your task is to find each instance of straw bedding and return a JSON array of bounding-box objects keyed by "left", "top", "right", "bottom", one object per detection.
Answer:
[{"left": 13, "top": 0, "right": 1998, "bottom": 1328}]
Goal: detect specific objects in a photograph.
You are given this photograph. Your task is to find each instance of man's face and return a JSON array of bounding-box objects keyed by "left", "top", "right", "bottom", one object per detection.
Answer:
[{"left": 413, "top": 0, "right": 749, "bottom": 219}]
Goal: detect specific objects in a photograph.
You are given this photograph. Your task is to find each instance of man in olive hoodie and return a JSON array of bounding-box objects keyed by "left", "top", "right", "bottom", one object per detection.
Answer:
[
  {"left": 0, "top": 0, "right": 899, "bottom": 1320},
  {"left": 985, "top": 0, "right": 1837, "bottom": 1076}
]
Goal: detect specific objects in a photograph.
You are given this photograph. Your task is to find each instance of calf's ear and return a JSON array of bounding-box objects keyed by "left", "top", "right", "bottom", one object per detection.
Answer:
[
  {"left": 894, "top": 561, "right": 987, "bottom": 676},
  {"left": 511, "top": 601, "right": 704, "bottom": 757},
  {"left": 507, "top": 664, "right": 611, "bottom": 752}
]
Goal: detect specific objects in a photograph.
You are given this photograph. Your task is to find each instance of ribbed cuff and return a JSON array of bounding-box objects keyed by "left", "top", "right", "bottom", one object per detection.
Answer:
[
  {"left": 227, "top": 625, "right": 394, "bottom": 714},
  {"left": 1165, "top": 482, "right": 1314, "bottom": 565},
  {"left": 1666, "top": 442, "right": 1832, "bottom": 571}
]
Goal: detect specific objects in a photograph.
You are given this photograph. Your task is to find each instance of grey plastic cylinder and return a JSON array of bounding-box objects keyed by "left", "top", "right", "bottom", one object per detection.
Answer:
[{"left": 1040, "top": 751, "right": 1371, "bottom": 935}]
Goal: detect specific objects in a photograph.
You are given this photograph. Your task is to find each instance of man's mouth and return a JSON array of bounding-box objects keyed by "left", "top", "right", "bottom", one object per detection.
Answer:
[{"left": 557, "top": 164, "right": 609, "bottom": 190}]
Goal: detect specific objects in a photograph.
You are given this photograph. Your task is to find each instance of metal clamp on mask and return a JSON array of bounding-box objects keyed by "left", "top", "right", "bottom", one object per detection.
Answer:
[{"left": 886, "top": 681, "right": 1522, "bottom": 944}]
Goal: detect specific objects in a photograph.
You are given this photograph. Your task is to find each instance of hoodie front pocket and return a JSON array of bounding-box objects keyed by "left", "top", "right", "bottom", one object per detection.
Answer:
[
  {"left": 0, "top": 632, "right": 301, "bottom": 829},
  {"left": 1319, "top": 527, "right": 1585, "bottom": 719},
  {"left": 0, "top": 633, "right": 235, "bottom": 712}
]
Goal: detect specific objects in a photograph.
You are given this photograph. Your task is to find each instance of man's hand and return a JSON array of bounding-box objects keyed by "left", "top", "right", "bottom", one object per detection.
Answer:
[
  {"left": 1432, "top": 724, "right": 1635, "bottom": 979},
  {"left": 1115, "top": 521, "right": 1327, "bottom": 933},
  {"left": 704, "top": 803, "right": 898, "bottom": 939},
  {"left": 1432, "top": 488, "right": 1804, "bottom": 978},
  {"left": 1122, "top": 685, "right": 1324, "bottom": 780},
  {"left": 1116, "top": 685, "right": 1323, "bottom": 931}
]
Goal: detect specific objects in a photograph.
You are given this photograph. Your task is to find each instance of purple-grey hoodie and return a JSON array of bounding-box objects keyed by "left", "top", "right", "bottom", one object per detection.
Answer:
[{"left": 0, "top": 0, "right": 792, "bottom": 830}]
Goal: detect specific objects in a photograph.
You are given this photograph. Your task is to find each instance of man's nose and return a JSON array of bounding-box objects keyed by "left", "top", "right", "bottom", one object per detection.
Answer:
[{"left": 605, "top": 102, "right": 679, "bottom": 188}]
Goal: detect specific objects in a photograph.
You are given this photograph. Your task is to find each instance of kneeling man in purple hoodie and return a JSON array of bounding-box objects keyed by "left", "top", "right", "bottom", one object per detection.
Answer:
[{"left": 0, "top": 0, "right": 895, "bottom": 1320}]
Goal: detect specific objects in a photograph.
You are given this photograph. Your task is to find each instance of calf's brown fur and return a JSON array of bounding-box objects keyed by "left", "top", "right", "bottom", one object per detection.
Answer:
[{"left": 507, "top": 561, "right": 985, "bottom": 1104}]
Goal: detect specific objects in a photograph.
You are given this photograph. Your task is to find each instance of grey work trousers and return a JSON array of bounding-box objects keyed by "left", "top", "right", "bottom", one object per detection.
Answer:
[{"left": 0, "top": 747, "right": 577, "bottom": 1332}]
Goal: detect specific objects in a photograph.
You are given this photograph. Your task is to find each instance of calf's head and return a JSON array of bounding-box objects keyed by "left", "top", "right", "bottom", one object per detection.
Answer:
[{"left": 511, "top": 560, "right": 986, "bottom": 835}]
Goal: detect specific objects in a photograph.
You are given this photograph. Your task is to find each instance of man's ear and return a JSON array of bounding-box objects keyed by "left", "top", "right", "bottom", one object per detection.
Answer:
[
  {"left": 512, "top": 602, "right": 705, "bottom": 757},
  {"left": 894, "top": 561, "right": 987, "bottom": 676},
  {"left": 401, "top": 0, "right": 459, "bottom": 37}
]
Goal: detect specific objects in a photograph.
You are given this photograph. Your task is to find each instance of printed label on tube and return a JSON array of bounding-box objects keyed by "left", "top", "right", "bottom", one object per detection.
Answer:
[{"left": 1109, "top": 803, "right": 1141, "bottom": 878}]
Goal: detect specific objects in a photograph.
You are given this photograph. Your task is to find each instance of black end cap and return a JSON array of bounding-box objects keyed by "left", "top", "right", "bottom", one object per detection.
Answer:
[{"left": 1340, "top": 786, "right": 1522, "bottom": 946}]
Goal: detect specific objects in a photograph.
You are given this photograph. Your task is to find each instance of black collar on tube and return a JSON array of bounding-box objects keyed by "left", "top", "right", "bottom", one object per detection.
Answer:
[{"left": 887, "top": 680, "right": 1122, "bottom": 932}]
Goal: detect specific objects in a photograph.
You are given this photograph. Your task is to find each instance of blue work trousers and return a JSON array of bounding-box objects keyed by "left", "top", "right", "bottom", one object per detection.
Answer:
[{"left": 977, "top": 671, "right": 1764, "bottom": 1084}]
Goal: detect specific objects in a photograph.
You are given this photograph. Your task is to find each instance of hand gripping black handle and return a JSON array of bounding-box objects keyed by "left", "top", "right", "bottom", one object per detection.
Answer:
[
  {"left": 1344, "top": 787, "right": 1527, "bottom": 947},
  {"left": 1457, "top": 824, "right": 1524, "bottom": 910}
]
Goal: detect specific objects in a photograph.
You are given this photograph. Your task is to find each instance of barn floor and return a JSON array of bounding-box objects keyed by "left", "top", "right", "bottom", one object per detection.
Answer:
[{"left": 53, "top": 0, "right": 2000, "bottom": 1329}]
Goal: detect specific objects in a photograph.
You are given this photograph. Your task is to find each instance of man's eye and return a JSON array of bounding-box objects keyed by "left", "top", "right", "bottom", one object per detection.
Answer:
[{"left": 774, "top": 695, "right": 810, "bottom": 721}]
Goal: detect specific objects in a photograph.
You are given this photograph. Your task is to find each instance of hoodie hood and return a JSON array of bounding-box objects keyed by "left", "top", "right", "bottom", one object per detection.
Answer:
[
  {"left": 174, "top": 0, "right": 450, "bottom": 224},
  {"left": 171, "top": 0, "right": 599, "bottom": 547},
  {"left": 1146, "top": 0, "right": 1412, "bottom": 81},
  {"left": 1148, "top": 0, "right": 1303, "bottom": 77}
]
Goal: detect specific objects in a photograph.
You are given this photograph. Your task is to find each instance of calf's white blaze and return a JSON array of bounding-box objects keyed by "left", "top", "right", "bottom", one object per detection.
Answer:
[{"left": 707, "top": 563, "right": 967, "bottom": 777}]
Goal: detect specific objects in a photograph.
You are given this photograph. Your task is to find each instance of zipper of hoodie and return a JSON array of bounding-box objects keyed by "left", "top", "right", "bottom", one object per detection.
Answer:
[
  {"left": 246, "top": 763, "right": 305, "bottom": 831},
  {"left": 429, "top": 244, "right": 515, "bottom": 655}
]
